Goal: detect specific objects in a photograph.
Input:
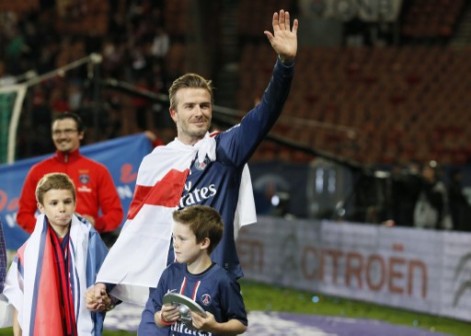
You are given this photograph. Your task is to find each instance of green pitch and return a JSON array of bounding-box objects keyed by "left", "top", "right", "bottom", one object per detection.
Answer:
[{"left": 240, "top": 280, "right": 471, "bottom": 336}]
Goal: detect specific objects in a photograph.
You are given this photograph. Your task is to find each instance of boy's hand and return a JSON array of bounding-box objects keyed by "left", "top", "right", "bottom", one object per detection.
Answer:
[
  {"left": 160, "top": 303, "right": 180, "bottom": 323},
  {"left": 86, "top": 283, "right": 113, "bottom": 312},
  {"left": 191, "top": 311, "right": 216, "bottom": 331}
]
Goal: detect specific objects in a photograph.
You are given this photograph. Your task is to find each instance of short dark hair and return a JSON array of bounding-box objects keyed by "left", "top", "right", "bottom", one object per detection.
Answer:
[
  {"left": 52, "top": 112, "right": 84, "bottom": 133},
  {"left": 172, "top": 205, "right": 223, "bottom": 254}
]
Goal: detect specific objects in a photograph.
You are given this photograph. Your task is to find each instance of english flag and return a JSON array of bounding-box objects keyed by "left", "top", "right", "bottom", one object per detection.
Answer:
[{"left": 96, "top": 138, "right": 212, "bottom": 306}]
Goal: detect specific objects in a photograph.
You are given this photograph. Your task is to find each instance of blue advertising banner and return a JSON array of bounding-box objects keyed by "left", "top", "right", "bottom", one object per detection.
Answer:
[{"left": 0, "top": 133, "right": 152, "bottom": 250}]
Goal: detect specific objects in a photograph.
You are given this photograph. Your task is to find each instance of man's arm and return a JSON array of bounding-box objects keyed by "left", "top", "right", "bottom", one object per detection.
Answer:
[
  {"left": 217, "top": 10, "right": 298, "bottom": 166},
  {"left": 93, "top": 167, "right": 124, "bottom": 232},
  {"left": 16, "top": 169, "right": 40, "bottom": 233}
]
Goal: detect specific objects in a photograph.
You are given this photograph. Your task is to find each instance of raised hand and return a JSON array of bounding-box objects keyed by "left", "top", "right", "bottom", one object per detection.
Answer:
[{"left": 264, "top": 9, "right": 299, "bottom": 63}]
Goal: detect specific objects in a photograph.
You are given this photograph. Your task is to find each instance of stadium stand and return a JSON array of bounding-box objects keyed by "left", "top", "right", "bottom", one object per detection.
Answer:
[
  {"left": 401, "top": 0, "right": 465, "bottom": 40},
  {"left": 238, "top": 0, "right": 471, "bottom": 167},
  {"left": 243, "top": 44, "right": 471, "bottom": 166},
  {"left": 0, "top": 0, "right": 470, "bottom": 167}
]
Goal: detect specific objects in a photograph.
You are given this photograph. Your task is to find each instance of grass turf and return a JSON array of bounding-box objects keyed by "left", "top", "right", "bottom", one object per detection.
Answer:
[{"left": 240, "top": 280, "right": 471, "bottom": 336}]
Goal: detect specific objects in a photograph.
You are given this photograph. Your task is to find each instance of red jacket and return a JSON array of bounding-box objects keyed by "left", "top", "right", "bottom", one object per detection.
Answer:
[{"left": 17, "top": 150, "right": 124, "bottom": 233}]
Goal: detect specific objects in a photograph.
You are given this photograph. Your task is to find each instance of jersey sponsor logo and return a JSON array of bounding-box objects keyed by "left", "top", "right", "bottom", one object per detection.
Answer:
[
  {"left": 79, "top": 174, "right": 90, "bottom": 184},
  {"left": 77, "top": 186, "right": 92, "bottom": 193},
  {"left": 171, "top": 322, "right": 212, "bottom": 335},
  {"left": 200, "top": 293, "right": 211, "bottom": 306},
  {"left": 179, "top": 184, "right": 217, "bottom": 208}
]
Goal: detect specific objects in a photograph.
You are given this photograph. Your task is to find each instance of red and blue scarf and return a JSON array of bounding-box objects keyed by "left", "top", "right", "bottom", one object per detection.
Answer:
[{"left": 4, "top": 214, "right": 108, "bottom": 335}]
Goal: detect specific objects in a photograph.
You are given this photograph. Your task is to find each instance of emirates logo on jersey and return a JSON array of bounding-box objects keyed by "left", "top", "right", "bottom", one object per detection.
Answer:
[
  {"left": 200, "top": 293, "right": 211, "bottom": 306},
  {"left": 179, "top": 184, "right": 217, "bottom": 208}
]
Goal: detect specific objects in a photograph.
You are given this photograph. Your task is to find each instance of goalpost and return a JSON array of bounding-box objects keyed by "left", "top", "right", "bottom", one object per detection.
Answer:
[
  {"left": 0, "top": 84, "right": 27, "bottom": 164},
  {"left": 0, "top": 53, "right": 101, "bottom": 164}
]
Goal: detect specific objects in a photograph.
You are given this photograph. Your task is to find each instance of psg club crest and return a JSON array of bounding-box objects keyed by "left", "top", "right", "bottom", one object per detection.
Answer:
[
  {"left": 200, "top": 293, "right": 211, "bottom": 306},
  {"left": 79, "top": 174, "right": 90, "bottom": 184},
  {"left": 194, "top": 158, "right": 208, "bottom": 171}
]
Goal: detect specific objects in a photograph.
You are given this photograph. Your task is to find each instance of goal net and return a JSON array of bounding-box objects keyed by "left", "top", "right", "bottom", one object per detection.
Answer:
[{"left": 0, "top": 84, "right": 27, "bottom": 164}]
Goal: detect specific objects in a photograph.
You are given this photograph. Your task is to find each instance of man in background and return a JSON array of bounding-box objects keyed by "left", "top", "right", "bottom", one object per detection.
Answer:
[{"left": 16, "top": 112, "right": 123, "bottom": 245}]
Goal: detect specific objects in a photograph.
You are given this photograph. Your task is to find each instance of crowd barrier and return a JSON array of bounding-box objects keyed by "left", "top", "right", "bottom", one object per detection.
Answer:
[{"left": 237, "top": 217, "right": 471, "bottom": 322}]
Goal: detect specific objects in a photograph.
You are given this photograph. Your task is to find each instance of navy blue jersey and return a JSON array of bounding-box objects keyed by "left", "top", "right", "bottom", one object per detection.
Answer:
[
  {"left": 168, "top": 60, "right": 294, "bottom": 279},
  {"left": 138, "top": 263, "right": 247, "bottom": 336},
  {"left": 138, "top": 59, "right": 293, "bottom": 335}
]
